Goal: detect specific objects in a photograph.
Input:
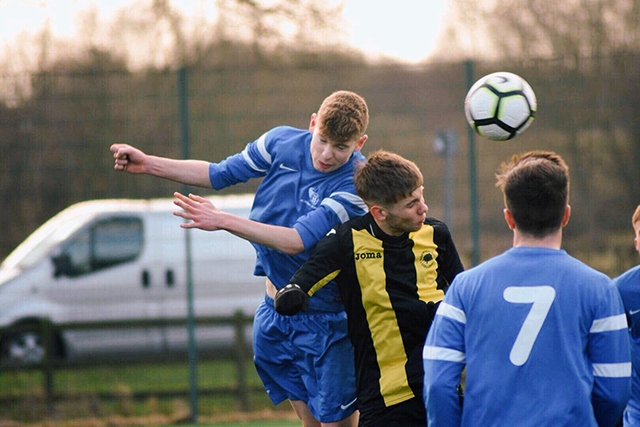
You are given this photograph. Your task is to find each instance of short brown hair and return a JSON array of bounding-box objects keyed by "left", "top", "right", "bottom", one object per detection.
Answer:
[
  {"left": 317, "top": 90, "right": 369, "bottom": 143},
  {"left": 632, "top": 205, "right": 640, "bottom": 227},
  {"left": 495, "top": 151, "right": 569, "bottom": 238},
  {"left": 354, "top": 150, "right": 423, "bottom": 206}
]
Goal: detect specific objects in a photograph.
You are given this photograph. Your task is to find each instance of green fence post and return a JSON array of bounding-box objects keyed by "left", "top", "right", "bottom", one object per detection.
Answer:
[
  {"left": 234, "top": 310, "right": 250, "bottom": 412},
  {"left": 178, "top": 65, "right": 199, "bottom": 424},
  {"left": 465, "top": 59, "right": 481, "bottom": 266},
  {"left": 42, "top": 320, "right": 54, "bottom": 414}
]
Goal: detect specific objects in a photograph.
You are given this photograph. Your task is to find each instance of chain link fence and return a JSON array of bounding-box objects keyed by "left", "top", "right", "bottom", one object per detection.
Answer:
[
  {"left": 1, "top": 56, "right": 639, "bottom": 421},
  {"left": 2, "top": 57, "right": 638, "bottom": 273}
]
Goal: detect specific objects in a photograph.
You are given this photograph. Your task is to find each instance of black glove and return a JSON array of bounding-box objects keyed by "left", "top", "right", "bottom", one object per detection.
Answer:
[{"left": 274, "top": 284, "right": 309, "bottom": 316}]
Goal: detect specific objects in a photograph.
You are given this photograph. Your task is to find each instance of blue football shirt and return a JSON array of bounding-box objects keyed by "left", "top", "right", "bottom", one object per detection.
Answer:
[
  {"left": 209, "top": 126, "right": 367, "bottom": 312},
  {"left": 423, "top": 247, "right": 631, "bottom": 427},
  {"left": 616, "top": 264, "right": 640, "bottom": 424}
]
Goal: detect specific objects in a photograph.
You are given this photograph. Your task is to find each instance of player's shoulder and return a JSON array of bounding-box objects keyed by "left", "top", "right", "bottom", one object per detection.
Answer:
[
  {"left": 261, "top": 126, "right": 310, "bottom": 162},
  {"left": 266, "top": 125, "right": 307, "bottom": 140},
  {"left": 326, "top": 214, "right": 369, "bottom": 241},
  {"left": 351, "top": 150, "right": 366, "bottom": 162},
  {"left": 424, "top": 217, "right": 448, "bottom": 229},
  {"left": 454, "top": 250, "right": 510, "bottom": 279},
  {"left": 343, "top": 213, "right": 370, "bottom": 229},
  {"left": 615, "top": 264, "right": 640, "bottom": 287},
  {"left": 423, "top": 217, "right": 453, "bottom": 237},
  {"left": 562, "top": 252, "right": 614, "bottom": 284}
]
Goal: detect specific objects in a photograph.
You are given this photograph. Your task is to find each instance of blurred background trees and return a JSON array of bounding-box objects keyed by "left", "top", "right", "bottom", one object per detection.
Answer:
[
  {"left": 1, "top": 0, "right": 640, "bottom": 273},
  {"left": 443, "top": 0, "right": 640, "bottom": 243}
]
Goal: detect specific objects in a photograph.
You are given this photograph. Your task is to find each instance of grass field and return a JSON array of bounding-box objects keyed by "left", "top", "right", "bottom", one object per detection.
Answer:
[
  {"left": 184, "top": 422, "right": 299, "bottom": 426},
  {"left": 1, "top": 420, "right": 301, "bottom": 427},
  {"left": 0, "top": 416, "right": 301, "bottom": 427},
  {"left": 0, "top": 359, "right": 297, "bottom": 425}
]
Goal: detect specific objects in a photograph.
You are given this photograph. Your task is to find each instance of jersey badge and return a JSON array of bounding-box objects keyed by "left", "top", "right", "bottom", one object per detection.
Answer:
[
  {"left": 308, "top": 187, "right": 320, "bottom": 206},
  {"left": 420, "top": 251, "right": 436, "bottom": 269}
]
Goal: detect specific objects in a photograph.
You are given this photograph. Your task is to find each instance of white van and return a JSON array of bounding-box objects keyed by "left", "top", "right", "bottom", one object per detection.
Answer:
[{"left": 0, "top": 194, "right": 265, "bottom": 365}]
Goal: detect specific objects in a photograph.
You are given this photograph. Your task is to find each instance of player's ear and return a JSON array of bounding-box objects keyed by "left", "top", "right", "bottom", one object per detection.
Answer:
[
  {"left": 354, "top": 134, "right": 368, "bottom": 152},
  {"left": 561, "top": 205, "right": 571, "bottom": 227},
  {"left": 503, "top": 208, "right": 516, "bottom": 230},
  {"left": 309, "top": 113, "right": 318, "bottom": 132},
  {"left": 370, "top": 205, "right": 387, "bottom": 222}
]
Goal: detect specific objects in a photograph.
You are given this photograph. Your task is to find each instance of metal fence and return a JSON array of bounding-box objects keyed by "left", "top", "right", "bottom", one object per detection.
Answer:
[
  {"left": 1, "top": 55, "right": 639, "bottom": 421},
  {"left": 2, "top": 57, "right": 639, "bottom": 273},
  {"left": 0, "top": 312, "right": 260, "bottom": 422}
]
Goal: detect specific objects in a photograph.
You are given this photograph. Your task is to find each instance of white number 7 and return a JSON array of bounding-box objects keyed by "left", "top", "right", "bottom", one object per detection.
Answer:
[{"left": 503, "top": 286, "right": 556, "bottom": 366}]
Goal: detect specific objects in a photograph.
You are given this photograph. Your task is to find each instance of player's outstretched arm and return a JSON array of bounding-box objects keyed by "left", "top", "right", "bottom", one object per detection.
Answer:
[
  {"left": 173, "top": 192, "right": 306, "bottom": 255},
  {"left": 274, "top": 284, "right": 310, "bottom": 315},
  {"left": 110, "top": 143, "right": 212, "bottom": 188}
]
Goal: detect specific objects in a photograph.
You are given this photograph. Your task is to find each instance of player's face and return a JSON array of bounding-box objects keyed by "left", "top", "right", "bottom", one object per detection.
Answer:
[
  {"left": 382, "top": 186, "right": 428, "bottom": 236},
  {"left": 634, "top": 221, "right": 640, "bottom": 254},
  {"left": 309, "top": 114, "right": 366, "bottom": 173}
]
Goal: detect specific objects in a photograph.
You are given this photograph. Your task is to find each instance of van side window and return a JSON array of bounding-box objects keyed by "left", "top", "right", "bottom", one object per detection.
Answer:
[{"left": 55, "top": 217, "right": 143, "bottom": 277}]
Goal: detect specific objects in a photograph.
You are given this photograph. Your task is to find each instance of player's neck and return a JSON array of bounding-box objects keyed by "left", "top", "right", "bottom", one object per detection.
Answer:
[{"left": 512, "top": 229, "right": 563, "bottom": 250}]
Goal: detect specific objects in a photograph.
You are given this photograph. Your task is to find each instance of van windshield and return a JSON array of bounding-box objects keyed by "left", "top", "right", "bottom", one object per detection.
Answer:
[{"left": 1, "top": 211, "right": 95, "bottom": 271}]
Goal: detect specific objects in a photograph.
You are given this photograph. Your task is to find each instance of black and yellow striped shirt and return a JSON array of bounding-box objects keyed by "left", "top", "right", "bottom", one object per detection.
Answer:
[{"left": 289, "top": 212, "right": 464, "bottom": 415}]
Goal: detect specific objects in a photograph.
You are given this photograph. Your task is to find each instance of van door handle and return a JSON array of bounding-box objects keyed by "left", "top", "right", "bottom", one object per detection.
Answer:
[
  {"left": 142, "top": 270, "right": 150, "bottom": 288},
  {"left": 166, "top": 269, "right": 174, "bottom": 287}
]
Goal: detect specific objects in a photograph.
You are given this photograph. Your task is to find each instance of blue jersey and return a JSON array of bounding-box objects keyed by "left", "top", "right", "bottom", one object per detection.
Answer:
[
  {"left": 423, "top": 247, "right": 631, "bottom": 427},
  {"left": 209, "top": 126, "right": 367, "bottom": 312},
  {"left": 615, "top": 265, "right": 640, "bottom": 424}
]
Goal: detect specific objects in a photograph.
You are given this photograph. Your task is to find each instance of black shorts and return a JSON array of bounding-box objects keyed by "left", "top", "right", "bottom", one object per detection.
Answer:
[{"left": 358, "top": 396, "right": 426, "bottom": 427}]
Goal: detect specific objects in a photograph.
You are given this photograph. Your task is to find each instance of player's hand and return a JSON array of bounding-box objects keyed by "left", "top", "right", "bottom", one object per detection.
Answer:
[
  {"left": 173, "top": 192, "right": 223, "bottom": 231},
  {"left": 110, "top": 143, "right": 147, "bottom": 173},
  {"left": 274, "top": 284, "right": 309, "bottom": 316}
]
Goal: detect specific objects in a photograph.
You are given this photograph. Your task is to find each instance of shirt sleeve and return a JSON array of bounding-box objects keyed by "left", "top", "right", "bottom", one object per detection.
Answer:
[
  {"left": 208, "top": 131, "right": 273, "bottom": 189},
  {"left": 432, "top": 220, "right": 465, "bottom": 289},
  {"left": 589, "top": 279, "right": 632, "bottom": 427},
  {"left": 615, "top": 268, "right": 640, "bottom": 403},
  {"left": 289, "top": 227, "right": 345, "bottom": 295},
  {"left": 423, "top": 281, "right": 466, "bottom": 427},
  {"left": 294, "top": 190, "right": 367, "bottom": 251}
]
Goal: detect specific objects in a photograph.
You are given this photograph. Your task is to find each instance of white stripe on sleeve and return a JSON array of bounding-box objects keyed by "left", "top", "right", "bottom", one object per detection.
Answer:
[
  {"left": 241, "top": 132, "right": 270, "bottom": 172},
  {"left": 329, "top": 191, "right": 368, "bottom": 212},
  {"left": 254, "top": 132, "right": 271, "bottom": 164},
  {"left": 321, "top": 198, "right": 350, "bottom": 223},
  {"left": 590, "top": 313, "right": 627, "bottom": 333},
  {"left": 437, "top": 302, "right": 467, "bottom": 324},
  {"left": 423, "top": 346, "right": 466, "bottom": 363},
  {"left": 593, "top": 362, "right": 632, "bottom": 378}
]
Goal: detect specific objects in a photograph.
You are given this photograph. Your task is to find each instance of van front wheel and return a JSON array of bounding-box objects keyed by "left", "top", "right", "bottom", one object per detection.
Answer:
[{"left": 0, "top": 323, "right": 63, "bottom": 366}]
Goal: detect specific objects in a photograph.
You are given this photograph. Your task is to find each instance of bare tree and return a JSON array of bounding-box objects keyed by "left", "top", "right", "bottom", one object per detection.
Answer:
[
  {"left": 444, "top": 0, "right": 640, "bottom": 60},
  {"left": 438, "top": 0, "right": 640, "bottom": 241},
  {"left": 103, "top": 0, "right": 345, "bottom": 68}
]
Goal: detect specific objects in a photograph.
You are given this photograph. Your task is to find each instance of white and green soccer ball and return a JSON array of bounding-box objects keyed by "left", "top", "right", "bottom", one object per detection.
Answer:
[{"left": 464, "top": 71, "right": 537, "bottom": 141}]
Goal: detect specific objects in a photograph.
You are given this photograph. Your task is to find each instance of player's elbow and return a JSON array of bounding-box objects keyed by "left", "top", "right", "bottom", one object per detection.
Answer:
[
  {"left": 280, "top": 242, "right": 305, "bottom": 255},
  {"left": 278, "top": 233, "right": 305, "bottom": 255},
  {"left": 424, "top": 379, "right": 450, "bottom": 405},
  {"left": 592, "top": 377, "right": 631, "bottom": 425},
  {"left": 423, "top": 381, "right": 462, "bottom": 426}
]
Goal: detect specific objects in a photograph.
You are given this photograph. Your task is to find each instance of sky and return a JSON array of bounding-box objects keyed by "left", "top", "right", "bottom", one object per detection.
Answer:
[
  {"left": 343, "top": 0, "right": 449, "bottom": 62},
  {"left": 0, "top": 0, "right": 449, "bottom": 64}
]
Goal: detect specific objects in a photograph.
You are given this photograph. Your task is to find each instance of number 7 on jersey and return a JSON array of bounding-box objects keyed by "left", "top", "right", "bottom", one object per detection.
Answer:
[{"left": 503, "top": 286, "right": 556, "bottom": 366}]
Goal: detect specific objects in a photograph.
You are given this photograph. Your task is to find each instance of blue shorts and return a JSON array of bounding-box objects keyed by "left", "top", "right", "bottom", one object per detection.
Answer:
[{"left": 252, "top": 296, "right": 358, "bottom": 423}]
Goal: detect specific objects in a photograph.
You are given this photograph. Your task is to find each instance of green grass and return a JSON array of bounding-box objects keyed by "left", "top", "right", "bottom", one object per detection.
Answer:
[
  {"left": 1, "top": 360, "right": 262, "bottom": 395},
  {"left": 181, "top": 422, "right": 299, "bottom": 427},
  {"left": 0, "top": 359, "right": 294, "bottom": 424}
]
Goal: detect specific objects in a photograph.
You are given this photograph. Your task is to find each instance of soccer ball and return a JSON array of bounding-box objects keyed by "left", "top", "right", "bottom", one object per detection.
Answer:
[{"left": 464, "top": 72, "right": 537, "bottom": 141}]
